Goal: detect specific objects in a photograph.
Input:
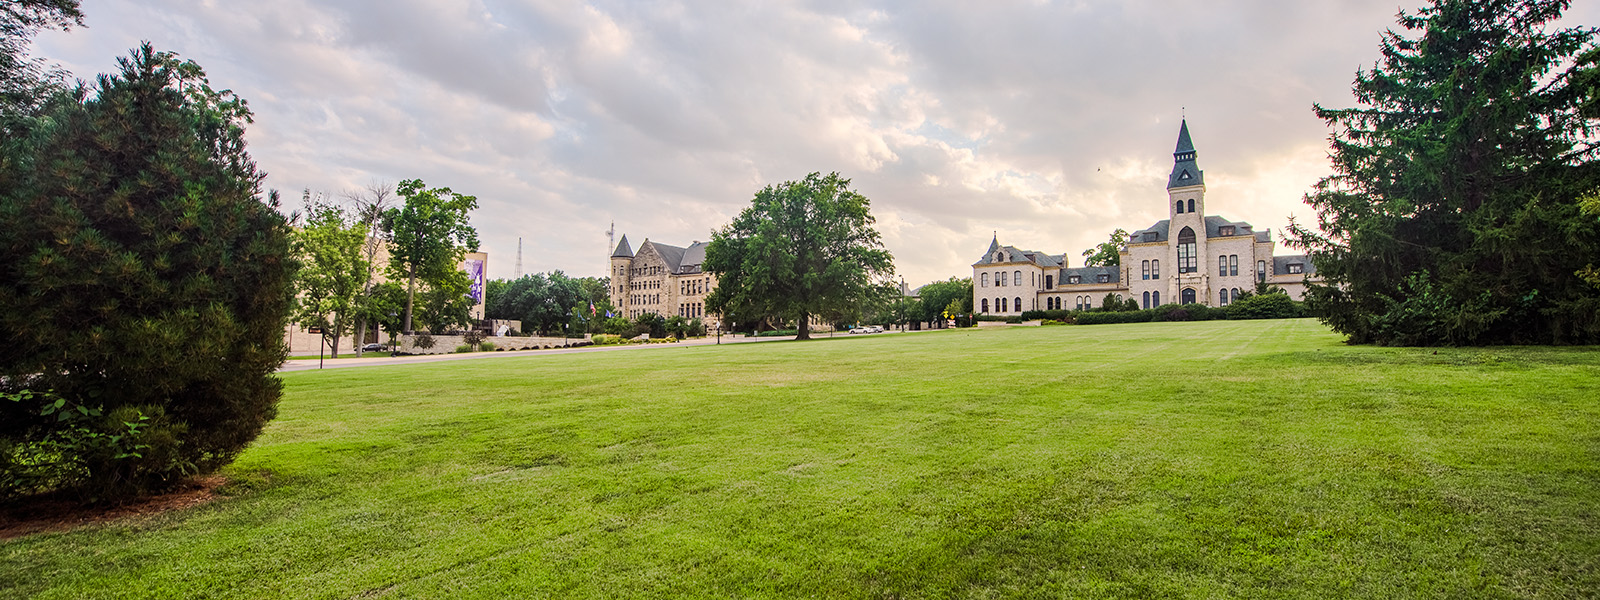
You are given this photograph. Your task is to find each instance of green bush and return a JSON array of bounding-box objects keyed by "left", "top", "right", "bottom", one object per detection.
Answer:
[
  {"left": 1, "top": 390, "right": 189, "bottom": 502},
  {"left": 1225, "top": 293, "right": 1306, "bottom": 320},
  {"left": 0, "top": 46, "right": 294, "bottom": 502},
  {"left": 454, "top": 344, "right": 475, "bottom": 353},
  {"left": 591, "top": 334, "right": 629, "bottom": 346},
  {"left": 413, "top": 333, "right": 436, "bottom": 349},
  {"left": 478, "top": 341, "right": 496, "bottom": 352},
  {"left": 757, "top": 329, "right": 798, "bottom": 337},
  {"left": 1076, "top": 310, "right": 1155, "bottom": 325}
]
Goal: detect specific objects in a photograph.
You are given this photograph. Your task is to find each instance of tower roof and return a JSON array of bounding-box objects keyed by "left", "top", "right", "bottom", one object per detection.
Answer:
[
  {"left": 1168, "top": 119, "right": 1204, "bottom": 189},
  {"left": 611, "top": 234, "right": 634, "bottom": 258}
]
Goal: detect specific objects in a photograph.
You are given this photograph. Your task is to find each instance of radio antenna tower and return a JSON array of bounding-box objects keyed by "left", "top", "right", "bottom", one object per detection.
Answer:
[{"left": 514, "top": 237, "right": 523, "bottom": 279}]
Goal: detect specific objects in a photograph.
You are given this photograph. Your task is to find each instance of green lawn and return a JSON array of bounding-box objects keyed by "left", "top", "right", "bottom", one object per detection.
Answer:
[{"left": 5, "top": 319, "right": 1599, "bottom": 599}]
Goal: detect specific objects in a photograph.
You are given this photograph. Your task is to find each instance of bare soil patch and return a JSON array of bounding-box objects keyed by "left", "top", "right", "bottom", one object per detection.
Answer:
[{"left": 0, "top": 475, "right": 226, "bottom": 540}]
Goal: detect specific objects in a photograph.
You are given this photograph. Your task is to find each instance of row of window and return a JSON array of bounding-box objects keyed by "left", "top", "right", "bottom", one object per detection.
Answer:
[
  {"left": 1175, "top": 198, "right": 1196, "bottom": 214},
  {"left": 631, "top": 293, "right": 660, "bottom": 305},
  {"left": 679, "top": 303, "right": 705, "bottom": 318},
  {"left": 632, "top": 279, "right": 661, "bottom": 291},
  {"left": 1219, "top": 255, "right": 1239, "bottom": 276},
  {"left": 980, "top": 297, "right": 1026, "bottom": 313},
  {"left": 1141, "top": 259, "right": 1162, "bottom": 280},
  {"left": 680, "top": 278, "right": 709, "bottom": 296},
  {"left": 1219, "top": 288, "right": 1245, "bottom": 305},
  {"left": 980, "top": 270, "right": 1026, "bottom": 287},
  {"left": 631, "top": 265, "right": 663, "bottom": 277}
]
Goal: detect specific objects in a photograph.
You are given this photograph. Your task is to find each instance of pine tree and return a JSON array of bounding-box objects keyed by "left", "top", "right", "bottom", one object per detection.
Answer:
[
  {"left": 0, "top": 44, "right": 293, "bottom": 499},
  {"left": 1290, "top": 0, "right": 1600, "bottom": 345}
]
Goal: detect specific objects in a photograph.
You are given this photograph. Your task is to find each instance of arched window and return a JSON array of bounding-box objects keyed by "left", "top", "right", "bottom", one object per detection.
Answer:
[
  {"left": 1257, "top": 260, "right": 1267, "bottom": 282},
  {"left": 1229, "top": 255, "right": 1239, "bottom": 276},
  {"left": 1014, "top": 270, "right": 1022, "bottom": 287},
  {"left": 1187, "top": 198, "right": 1195, "bottom": 213},
  {"left": 981, "top": 298, "right": 989, "bottom": 313},
  {"left": 1181, "top": 288, "right": 1196, "bottom": 304},
  {"left": 1152, "top": 291, "right": 1160, "bottom": 306},
  {"left": 981, "top": 272, "right": 989, "bottom": 287},
  {"left": 1141, "top": 260, "right": 1150, "bottom": 280},
  {"left": 1142, "top": 291, "right": 1151, "bottom": 309},
  {"left": 1175, "top": 200, "right": 1184, "bottom": 214},
  {"left": 1152, "top": 259, "right": 1160, "bottom": 279},
  {"left": 1220, "top": 289, "right": 1229, "bottom": 305},
  {"left": 1177, "top": 227, "right": 1197, "bottom": 273},
  {"left": 1015, "top": 297, "right": 1022, "bottom": 312}
]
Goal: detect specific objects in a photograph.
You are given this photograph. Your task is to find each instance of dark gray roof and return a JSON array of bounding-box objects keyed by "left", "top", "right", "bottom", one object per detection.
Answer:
[
  {"left": 974, "top": 240, "right": 1063, "bottom": 267},
  {"left": 1168, "top": 120, "right": 1205, "bottom": 189},
  {"left": 1131, "top": 216, "right": 1261, "bottom": 243},
  {"left": 639, "top": 239, "right": 710, "bottom": 274},
  {"left": 1273, "top": 255, "right": 1316, "bottom": 276},
  {"left": 611, "top": 234, "right": 634, "bottom": 258},
  {"left": 1059, "top": 265, "right": 1121, "bottom": 284}
]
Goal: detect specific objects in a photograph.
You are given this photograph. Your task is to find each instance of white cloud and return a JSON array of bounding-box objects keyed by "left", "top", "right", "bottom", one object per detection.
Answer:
[{"left": 30, "top": 0, "right": 1600, "bottom": 286}]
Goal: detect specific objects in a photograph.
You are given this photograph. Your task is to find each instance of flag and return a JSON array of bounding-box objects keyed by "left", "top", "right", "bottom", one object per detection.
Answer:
[{"left": 589, "top": 301, "right": 596, "bottom": 315}]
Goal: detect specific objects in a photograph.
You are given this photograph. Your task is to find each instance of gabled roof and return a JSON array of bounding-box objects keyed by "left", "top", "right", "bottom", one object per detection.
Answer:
[
  {"left": 611, "top": 234, "right": 634, "bottom": 258},
  {"left": 974, "top": 241, "right": 1064, "bottom": 268},
  {"left": 637, "top": 239, "right": 710, "bottom": 274}
]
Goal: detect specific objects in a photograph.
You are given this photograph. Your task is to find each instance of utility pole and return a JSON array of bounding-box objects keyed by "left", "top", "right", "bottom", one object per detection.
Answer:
[{"left": 514, "top": 237, "right": 523, "bottom": 279}]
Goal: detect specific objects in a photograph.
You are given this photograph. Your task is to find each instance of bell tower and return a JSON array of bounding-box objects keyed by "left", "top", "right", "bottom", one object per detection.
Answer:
[{"left": 1167, "top": 119, "right": 1205, "bottom": 219}]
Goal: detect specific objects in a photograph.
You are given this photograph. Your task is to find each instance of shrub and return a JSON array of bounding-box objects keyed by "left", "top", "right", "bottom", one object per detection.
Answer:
[
  {"left": 591, "top": 334, "right": 628, "bottom": 346},
  {"left": 0, "top": 46, "right": 293, "bottom": 502},
  {"left": 462, "top": 330, "right": 487, "bottom": 346},
  {"left": 412, "top": 333, "right": 437, "bottom": 349},
  {"left": 478, "top": 341, "right": 495, "bottom": 352},
  {"left": 454, "top": 344, "right": 474, "bottom": 353},
  {"left": 757, "top": 329, "right": 798, "bottom": 337},
  {"left": 1225, "top": 293, "right": 1306, "bottom": 320},
  {"left": 1076, "top": 309, "right": 1156, "bottom": 325}
]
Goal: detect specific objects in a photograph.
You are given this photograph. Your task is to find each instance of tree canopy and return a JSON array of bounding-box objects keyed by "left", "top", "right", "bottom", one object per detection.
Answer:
[
  {"left": 704, "top": 172, "right": 895, "bottom": 340},
  {"left": 484, "top": 271, "right": 611, "bottom": 335},
  {"left": 1289, "top": 0, "right": 1600, "bottom": 345},
  {"left": 291, "top": 193, "right": 370, "bottom": 357},
  {"left": 1081, "top": 229, "right": 1127, "bottom": 267},
  {"left": 383, "top": 179, "right": 478, "bottom": 333}
]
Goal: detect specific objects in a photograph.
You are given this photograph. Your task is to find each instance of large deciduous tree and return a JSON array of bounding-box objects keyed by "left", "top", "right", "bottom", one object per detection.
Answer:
[
  {"left": 1289, "top": 0, "right": 1600, "bottom": 345},
  {"left": 705, "top": 172, "right": 894, "bottom": 340},
  {"left": 0, "top": 44, "right": 294, "bottom": 499},
  {"left": 383, "top": 179, "right": 478, "bottom": 333},
  {"left": 291, "top": 193, "right": 369, "bottom": 357},
  {"left": 1081, "top": 229, "right": 1128, "bottom": 267}
]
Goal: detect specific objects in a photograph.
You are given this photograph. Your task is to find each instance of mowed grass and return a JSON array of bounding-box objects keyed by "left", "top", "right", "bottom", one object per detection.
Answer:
[{"left": 5, "top": 319, "right": 1600, "bottom": 599}]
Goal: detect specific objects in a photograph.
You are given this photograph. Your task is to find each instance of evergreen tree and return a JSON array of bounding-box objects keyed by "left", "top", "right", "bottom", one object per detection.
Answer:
[
  {"left": 0, "top": 44, "right": 294, "bottom": 499},
  {"left": 704, "top": 172, "right": 895, "bottom": 340},
  {"left": 1290, "top": 0, "right": 1600, "bottom": 345}
]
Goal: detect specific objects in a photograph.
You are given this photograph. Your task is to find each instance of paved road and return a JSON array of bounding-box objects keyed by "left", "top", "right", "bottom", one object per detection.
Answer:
[
  {"left": 278, "top": 329, "right": 936, "bottom": 372},
  {"left": 280, "top": 333, "right": 781, "bottom": 372}
]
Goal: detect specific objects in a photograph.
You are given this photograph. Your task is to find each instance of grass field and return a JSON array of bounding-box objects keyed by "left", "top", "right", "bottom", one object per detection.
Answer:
[{"left": 4, "top": 319, "right": 1599, "bottom": 599}]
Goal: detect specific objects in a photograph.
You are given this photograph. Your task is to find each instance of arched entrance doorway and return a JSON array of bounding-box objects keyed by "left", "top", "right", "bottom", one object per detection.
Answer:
[{"left": 1181, "top": 287, "right": 1196, "bottom": 304}]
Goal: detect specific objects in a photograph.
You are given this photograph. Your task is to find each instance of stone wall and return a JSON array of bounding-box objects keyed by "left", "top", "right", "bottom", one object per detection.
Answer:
[{"left": 398, "top": 333, "right": 592, "bottom": 355}]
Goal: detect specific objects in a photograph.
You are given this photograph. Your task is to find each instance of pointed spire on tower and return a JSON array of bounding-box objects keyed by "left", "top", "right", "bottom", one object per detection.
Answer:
[
  {"left": 1168, "top": 119, "right": 1204, "bottom": 189},
  {"left": 611, "top": 234, "right": 634, "bottom": 258}
]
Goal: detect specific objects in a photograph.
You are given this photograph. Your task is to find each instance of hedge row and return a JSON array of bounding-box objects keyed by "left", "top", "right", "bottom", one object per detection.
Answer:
[{"left": 1075, "top": 294, "right": 1307, "bottom": 325}]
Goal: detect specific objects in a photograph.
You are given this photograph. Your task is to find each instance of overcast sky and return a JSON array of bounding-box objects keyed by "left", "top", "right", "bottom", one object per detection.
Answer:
[{"left": 32, "top": 1, "right": 1600, "bottom": 286}]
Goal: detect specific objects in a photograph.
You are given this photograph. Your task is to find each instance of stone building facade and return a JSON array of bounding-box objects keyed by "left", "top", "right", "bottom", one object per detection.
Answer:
[
  {"left": 974, "top": 120, "right": 1317, "bottom": 316},
  {"left": 609, "top": 235, "right": 721, "bottom": 328}
]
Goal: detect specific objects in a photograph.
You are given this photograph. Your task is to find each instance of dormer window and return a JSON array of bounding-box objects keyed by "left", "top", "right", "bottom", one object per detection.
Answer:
[
  {"left": 1068, "top": 275, "right": 1081, "bottom": 284},
  {"left": 1287, "top": 263, "right": 1304, "bottom": 274},
  {"left": 1096, "top": 273, "right": 1109, "bottom": 283},
  {"left": 1143, "top": 232, "right": 1158, "bottom": 243},
  {"left": 1219, "top": 226, "right": 1235, "bottom": 237}
]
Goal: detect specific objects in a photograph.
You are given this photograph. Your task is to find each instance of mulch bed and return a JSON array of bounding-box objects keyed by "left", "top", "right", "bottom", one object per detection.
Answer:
[{"left": 0, "top": 475, "right": 226, "bottom": 540}]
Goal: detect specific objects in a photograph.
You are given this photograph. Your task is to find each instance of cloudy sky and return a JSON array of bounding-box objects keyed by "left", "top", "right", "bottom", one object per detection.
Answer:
[{"left": 32, "top": 1, "right": 1600, "bottom": 286}]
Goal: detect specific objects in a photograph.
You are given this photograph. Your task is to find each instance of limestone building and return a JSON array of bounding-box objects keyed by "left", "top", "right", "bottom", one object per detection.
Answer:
[
  {"left": 974, "top": 121, "right": 1317, "bottom": 316},
  {"left": 609, "top": 235, "right": 721, "bottom": 328}
]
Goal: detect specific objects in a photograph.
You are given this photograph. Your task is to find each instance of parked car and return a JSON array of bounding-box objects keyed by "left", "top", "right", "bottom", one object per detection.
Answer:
[
  {"left": 361, "top": 343, "right": 386, "bottom": 352},
  {"left": 867, "top": 326, "right": 884, "bottom": 333},
  {"left": 848, "top": 327, "right": 869, "bottom": 334}
]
